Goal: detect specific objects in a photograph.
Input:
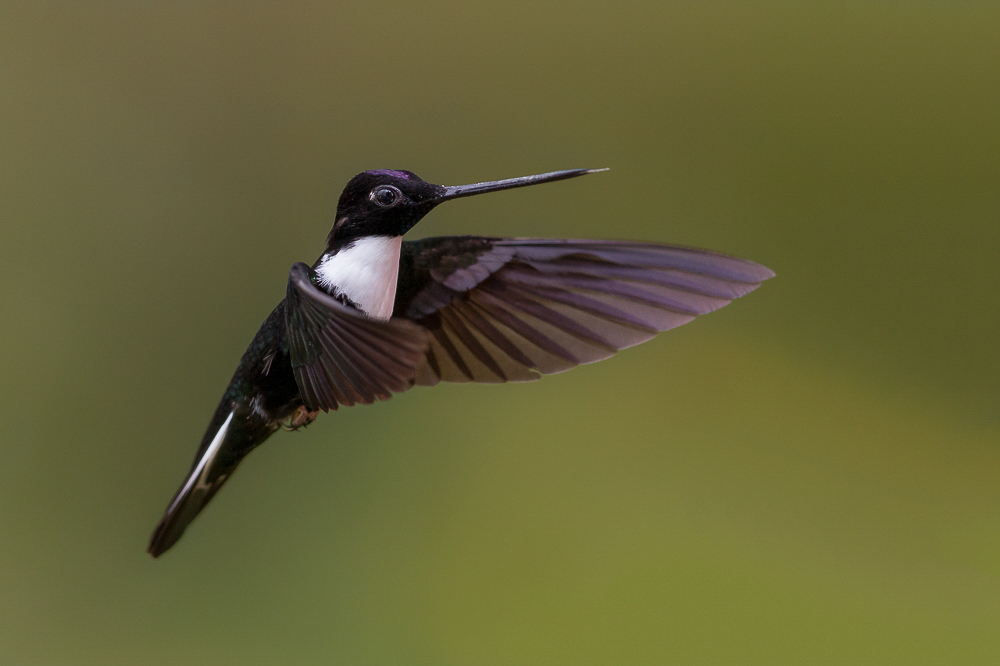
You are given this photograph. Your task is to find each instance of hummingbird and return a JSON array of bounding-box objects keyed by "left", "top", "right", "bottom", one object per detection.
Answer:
[{"left": 147, "top": 167, "right": 774, "bottom": 557}]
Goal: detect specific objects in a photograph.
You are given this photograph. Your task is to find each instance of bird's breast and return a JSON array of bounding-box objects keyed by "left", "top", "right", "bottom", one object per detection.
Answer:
[{"left": 314, "top": 236, "right": 402, "bottom": 321}]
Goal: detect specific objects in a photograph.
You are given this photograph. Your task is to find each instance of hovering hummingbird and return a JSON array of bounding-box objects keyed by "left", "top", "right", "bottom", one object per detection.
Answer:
[{"left": 147, "top": 167, "right": 774, "bottom": 557}]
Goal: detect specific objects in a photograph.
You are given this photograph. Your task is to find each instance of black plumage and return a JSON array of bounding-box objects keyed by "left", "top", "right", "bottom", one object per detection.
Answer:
[{"left": 147, "top": 168, "right": 774, "bottom": 557}]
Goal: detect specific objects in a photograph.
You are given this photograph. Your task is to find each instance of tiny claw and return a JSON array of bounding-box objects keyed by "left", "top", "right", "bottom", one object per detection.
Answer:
[{"left": 281, "top": 405, "right": 320, "bottom": 431}]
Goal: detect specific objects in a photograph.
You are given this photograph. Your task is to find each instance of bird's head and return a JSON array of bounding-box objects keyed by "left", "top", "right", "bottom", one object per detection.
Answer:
[
  {"left": 328, "top": 169, "right": 441, "bottom": 246},
  {"left": 327, "top": 168, "right": 607, "bottom": 248}
]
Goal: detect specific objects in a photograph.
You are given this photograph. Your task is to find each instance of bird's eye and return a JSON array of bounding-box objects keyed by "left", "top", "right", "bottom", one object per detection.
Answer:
[{"left": 370, "top": 185, "right": 402, "bottom": 208}]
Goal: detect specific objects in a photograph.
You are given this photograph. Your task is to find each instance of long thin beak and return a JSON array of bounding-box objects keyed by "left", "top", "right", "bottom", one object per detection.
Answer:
[{"left": 437, "top": 168, "right": 608, "bottom": 201}]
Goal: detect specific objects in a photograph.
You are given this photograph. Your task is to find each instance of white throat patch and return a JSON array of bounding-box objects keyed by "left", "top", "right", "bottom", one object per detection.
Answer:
[{"left": 315, "top": 236, "right": 403, "bottom": 321}]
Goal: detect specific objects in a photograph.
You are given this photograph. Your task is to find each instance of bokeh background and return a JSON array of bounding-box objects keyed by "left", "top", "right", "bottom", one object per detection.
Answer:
[{"left": 2, "top": 2, "right": 1000, "bottom": 663}]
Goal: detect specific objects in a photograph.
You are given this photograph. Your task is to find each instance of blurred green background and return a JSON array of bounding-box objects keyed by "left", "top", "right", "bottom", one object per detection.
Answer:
[{"left": 2, "top": 2, "right": 999, "bottom": 663}]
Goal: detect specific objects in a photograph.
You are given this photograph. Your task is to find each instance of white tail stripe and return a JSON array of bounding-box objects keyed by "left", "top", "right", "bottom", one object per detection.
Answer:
[{"left": 166, "top": 410, "right": 235, "bottom": 515}]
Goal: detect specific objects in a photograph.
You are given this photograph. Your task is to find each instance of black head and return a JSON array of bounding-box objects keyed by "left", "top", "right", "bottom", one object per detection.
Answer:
[
  {"left": 328, "top": 169, "right": 443, "bottom": 246},
  {"left": 327, "top": 167, "right": 607, "bottom": 248}
]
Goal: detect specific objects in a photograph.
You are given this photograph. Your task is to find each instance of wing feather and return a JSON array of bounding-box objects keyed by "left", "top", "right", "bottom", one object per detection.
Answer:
[
  {"left": 394, "top": 237, "right": 773, "bottom": 386},
  {"left": 285, "top": 262, "right": 427, "bottom": 412}
]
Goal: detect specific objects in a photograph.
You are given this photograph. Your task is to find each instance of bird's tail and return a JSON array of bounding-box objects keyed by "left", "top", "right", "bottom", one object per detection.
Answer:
[{"left": 147, "top": 406, "right": 275, "bottom": 557}]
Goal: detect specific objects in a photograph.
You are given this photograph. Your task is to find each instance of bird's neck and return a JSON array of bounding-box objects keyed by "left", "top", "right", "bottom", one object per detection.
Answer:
[{"left": 314, "top": 235, "right": 402, "bottom": 321}]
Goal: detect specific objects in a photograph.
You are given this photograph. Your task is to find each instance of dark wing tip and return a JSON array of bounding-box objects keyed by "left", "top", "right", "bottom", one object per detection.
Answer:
[
  {"left": 288, "top": 261, "right": 313, "bottom": 291},
  {"left": 742, "top": 258, "right": 775, "bottom": 282}
]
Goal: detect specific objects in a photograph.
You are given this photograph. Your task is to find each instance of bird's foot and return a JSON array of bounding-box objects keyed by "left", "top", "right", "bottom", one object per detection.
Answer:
[{"left": 280, "top": 406, "right": 320, "bottom": 431}]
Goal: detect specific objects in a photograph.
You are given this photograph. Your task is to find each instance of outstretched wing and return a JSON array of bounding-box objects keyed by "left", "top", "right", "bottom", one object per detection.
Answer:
[
  {"left": 285, "top": 262, "right": 428, "bottom": 411},
  {"left": 393, "top": 237, "right": 774, "bottom": 385}
]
